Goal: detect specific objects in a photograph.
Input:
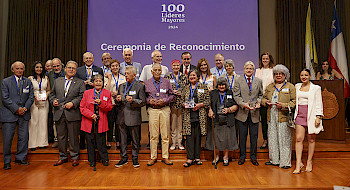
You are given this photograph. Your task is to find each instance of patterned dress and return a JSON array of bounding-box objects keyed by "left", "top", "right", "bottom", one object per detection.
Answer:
[{"left": 268, "top": 90, "right": 293, "bottom": 167}]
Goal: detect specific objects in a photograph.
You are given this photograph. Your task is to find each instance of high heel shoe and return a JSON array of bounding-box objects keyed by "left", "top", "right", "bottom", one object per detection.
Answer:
[
  {"left": 293, "top": 163, "right": 304, "bottom": 174},
  {"left": 305, "top": 160, "right": 312, "bottom": 172}
]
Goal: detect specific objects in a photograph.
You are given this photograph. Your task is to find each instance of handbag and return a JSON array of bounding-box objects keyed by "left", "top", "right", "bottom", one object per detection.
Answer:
[{"left": 288, "top": 104, "right": 296, "bottom": 129}]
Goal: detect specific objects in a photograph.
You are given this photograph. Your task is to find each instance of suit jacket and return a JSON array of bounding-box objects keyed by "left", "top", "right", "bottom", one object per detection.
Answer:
[
  {"left": 47, "top": 70, "right": 65, "bottom": 93},
  {"left": 233, "top": 75, "right": 263, "bottom": 123},
  {"left": 75, "top": 65, "right": 103, "bottom": 90},
  {"left": 0, "top": 76, "right": 34, "bottom": 122},
  {"left": 294, "top": 82, "right": 323, "bottom": 134},
  {"left": 49, "top": 77, "right": 85, "bottom": 122},
  {"left": 117, "top": 80, "right": 146, "bottom": 126},
  {"left": 180, "top": 64, "right": 197, "bottom": 75},
  {"left": 80, "top": 89, "right": 113, "bottom": 133}
]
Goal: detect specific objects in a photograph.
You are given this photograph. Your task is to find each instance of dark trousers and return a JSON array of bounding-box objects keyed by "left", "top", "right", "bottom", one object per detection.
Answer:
[
  {"left": 2, "top": 117, "right": 29, "bottom": 164},
  {"left": 48, "top": 104, "right": 54, "bottom": 143},
  {"left": 186, "top": 121, "right": 201, "bottom": 160},
  {"left": 260, "top": 106, "right": 268, "bottom": 140},
  {"left": 238, "top": 113, "right": 259, "bottom": 160},
  {"left": 56, "top": 113, "right": 80, "bottom": 160},
  {"left": 107, "top": 106, "right": 120, "bottom": 142},
  {"left": 86, "top": 132, "right": 108, "bottom": 163},
  {"left": 79, "top": 130, "right": 86, "bottom": 147},
  {"left": 119, "top": 124, "right": 140, "bottom": 161}
]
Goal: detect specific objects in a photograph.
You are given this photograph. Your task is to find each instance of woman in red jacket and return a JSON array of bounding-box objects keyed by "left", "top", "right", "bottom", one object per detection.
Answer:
[{"left": 80, "top": 74, "right": 113, "bottom": 167}]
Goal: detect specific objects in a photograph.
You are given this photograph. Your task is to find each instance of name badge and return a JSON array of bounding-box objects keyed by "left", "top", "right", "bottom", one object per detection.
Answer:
[
  {"left": 170, "top": 79, "right": 175, "bottom": 83},
  {"left": 198, "top": 89, "right": 204, "bottom": 93},
  {"left": 129, "top": 91, "right": 136, "bottom": 95},
  {"left": 227, "top": 95, "right": 232, "bottom": 99},
  {"left": 23, "top": 87, "right": 30, "bottom": 93},
  {"left": 93, "top": 72, "right": 99, "bottom": 75},
  {"left": 136, "top": 74, "right": 140, "bottom": 77},
  {"left": 160, "top": 89, "right": 167, "bottom": 93},
  {"left": 103, "top": 96, "right": 108, "bottom": 101},
  {"left": 282, "top": 88, "right": 289, "bottom": 93}
]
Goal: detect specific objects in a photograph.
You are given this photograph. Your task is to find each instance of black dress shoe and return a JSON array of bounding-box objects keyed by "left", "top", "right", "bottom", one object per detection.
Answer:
[
  {"left": 30, "top": 148, "right": 36, "bottom": 151},
  {"left": 102, "top": 160, "right": 109, "bottom": 166},
  {"left": 54, "top": 159, "right": 68, "bottom": 166},
  {"left": 14, "top": 160, "right": 30, "bottom": 165},
  {"left": 260, "top": 144, "right": 268, "bottom": 149},
  {"left": 251, "top": 160, "right": 259, "bottom": 166},
  {"left": 3, "top": 163, "right": 11, "bottom": 170},
  {"left": 265, "top": 161, "right": 278, "bottom": 166},
  {"left": 238, "top": 159, "right": 245, "bottom": 165},
  {"left": 90, "top": 162, "right": 96, "bottom": 167}
]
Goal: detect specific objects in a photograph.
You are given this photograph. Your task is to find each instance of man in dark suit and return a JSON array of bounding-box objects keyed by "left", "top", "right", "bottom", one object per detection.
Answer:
[
  {"left": 0, "top": 61, "right": 34, "bottom": 170},
  {"left": 115, "top": 65, "right": 146, "bottom": 168},
  {"left": 49, "top": 60, "right": 85, "bottom": 167},
  {"left": 179, "top": 52, "right": 196, "bottom": 75},
  {"left": 47, "top": 58, "right": 65, "bottom": 147},
  {"left": 75, "top": 52, "right": 103, "bottom": 149},
  {"left": 233, "top": 61, "right": 263, "bottom": 166}
]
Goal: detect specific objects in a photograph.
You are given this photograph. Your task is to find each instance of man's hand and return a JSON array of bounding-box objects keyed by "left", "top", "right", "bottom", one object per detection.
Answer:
[
  {"left": 126, "top": 96, "right": 133, "bottom": 103},
  {"left": 116, "top": 95, "right": 122, "bottom": 102},
  {"left": 53, "top": 99, "right": 59, "bottom": 107},
  {"left": 275, "top": 102, "right": 282, "bottom": 109},
  {"left": 244, "top": 101, "right": 253, "bottom": 110},
  {"left": 64, "top": 102, "right": 74, "bottom": 109},
  {"left": 208, "top": 109, "right": 215, "bottom": 118},
  {"left": 254, "top": 102, "right": 261, "bottom": 109},
  {"left": 156, "top": 99, "right": 164, "bottom": 106},
  {"left": 91, "top": 114, "right": 98, "bottom": 122}
]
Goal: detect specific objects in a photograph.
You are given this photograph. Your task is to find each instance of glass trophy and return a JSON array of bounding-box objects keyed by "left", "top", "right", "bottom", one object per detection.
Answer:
[
  {"left": 249, "top": 98, "right": 256, "bottom": 109},
  {"left": 37, "top": 90, "right": 47, "bottom": 101},
  {"left": 185, "top": 99, "right": 195, "bottom": 109}
]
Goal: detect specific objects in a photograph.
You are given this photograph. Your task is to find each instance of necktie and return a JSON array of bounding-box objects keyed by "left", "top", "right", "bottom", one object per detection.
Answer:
[
  {"left": 87, "top": 68, "right": 91, "bottom": 80},
  {"left": 247, "top": 77, "right": 251, "bottom": 89},
  {"left": 18, "top": 78, "right": 22, "bottom": 95},
  {"left": 185, "top": 66, "right": 188, "bottom": 75}
]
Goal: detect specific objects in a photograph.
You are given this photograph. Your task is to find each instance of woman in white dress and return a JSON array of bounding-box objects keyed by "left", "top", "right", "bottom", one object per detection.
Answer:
[
  {"left": 28, "top": 61, "right": 50, "bottom": 150},
  {"left": 104, "top": 59, "right": 126, "bottom": 149},
  {"left": 255, "top": 52, "right": 275, "bottom": 149}
]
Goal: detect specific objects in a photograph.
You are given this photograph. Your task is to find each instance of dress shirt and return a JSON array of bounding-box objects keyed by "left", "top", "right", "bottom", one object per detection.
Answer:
[
  {"left": 101, "top": 65, "right": 111, "bottom": 74},
  {"left": 86, "top": 65, "right": 93, "bottom": 80},
  {"left": 210, "top": 67, "right": 227, "bottom": 79},
  {"left": 119, "top": 61, "right": 142, "bottom": 81},
  {"left": 145, "top": 77, "right": 175, "bottom": 105},
  {"left": 139, "top": 63, "right": 169, "bottom": 82},
  {"left": 64, "top": 76, "right": 73, "bottom": 96}
]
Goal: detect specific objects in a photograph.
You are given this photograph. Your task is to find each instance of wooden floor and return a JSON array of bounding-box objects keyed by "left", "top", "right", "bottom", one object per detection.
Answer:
[{"left": 1, "top": 123, "right": 350, "bottom": 190}]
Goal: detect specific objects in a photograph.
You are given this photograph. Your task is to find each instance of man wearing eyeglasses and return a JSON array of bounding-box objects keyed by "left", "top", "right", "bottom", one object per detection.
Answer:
[
  {"left": 179, "top": 52, "right": 196, "bottom": 75},
  {"left": 101, "top": 52, "right": 112, "bottom": 75},
  {"left": 210, "top": 53, "right": 227, "bottom": 79},
  {"left": 49, "top": 61, "right": 85, "bottom": 167}
]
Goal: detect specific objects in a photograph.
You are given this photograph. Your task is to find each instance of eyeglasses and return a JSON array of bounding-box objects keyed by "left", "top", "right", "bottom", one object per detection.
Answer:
[
  {"left": 102, "top": 57, "right": 111, "bottom": 60},
  {"left": 183, "top": 58, "right": 191, "bottom": 60},
  {"left": 66, "top": 67, "right": 76, "bottom": 70}
]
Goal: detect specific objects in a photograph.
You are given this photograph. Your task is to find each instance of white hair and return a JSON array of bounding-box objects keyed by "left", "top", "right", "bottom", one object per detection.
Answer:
[
  {"left": 123, "top": 48, "right": 133, "bottom": 56},
  {"left": 11, "top": 61, "right": 25, "bottom": 70},
  {"left": 101, "top": 52, "right": 111, "bottom": 58},
  {"left": 83, "top": 52, "right": 94, "bottom": 59},
  {"left": 151, "top": 63, "right": 162, "bottom": 71},
  {"left": 66, "top": 60, "right": 78, "bottom": 68},
  {"left": 273, "top": 64, "right": 290, "bottom": 81},
  {"left": 151, "top": 50, "right": 161, "bottom": 58},
  {"left": 244, "top": 61, "right": 255, "bottom": 70},
  {"left": 125, "top": 65, "right": 137, "bottom": 75}
]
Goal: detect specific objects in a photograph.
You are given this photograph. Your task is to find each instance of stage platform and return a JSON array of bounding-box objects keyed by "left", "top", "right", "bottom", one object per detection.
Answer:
[{"left": 1, "top": 123, "right": 350, "bottom": 189}]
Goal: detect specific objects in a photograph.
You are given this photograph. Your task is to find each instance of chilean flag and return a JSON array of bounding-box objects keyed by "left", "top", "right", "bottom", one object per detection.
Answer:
[{"left": 329, "top": 3, "right": 349, "bottom": 98}]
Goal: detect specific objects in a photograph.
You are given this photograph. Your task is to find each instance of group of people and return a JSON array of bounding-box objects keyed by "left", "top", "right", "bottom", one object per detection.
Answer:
[{"left": 1, "top": 49, "right": 326, "bottom": 174}]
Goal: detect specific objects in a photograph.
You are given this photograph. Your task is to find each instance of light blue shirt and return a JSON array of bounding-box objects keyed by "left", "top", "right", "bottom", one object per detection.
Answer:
[
  {"left": 119, "top": 61, "right": 142, "bottom": 81},
  {"left": 210, "top": 67, "right": 227, "bottom": 79}
]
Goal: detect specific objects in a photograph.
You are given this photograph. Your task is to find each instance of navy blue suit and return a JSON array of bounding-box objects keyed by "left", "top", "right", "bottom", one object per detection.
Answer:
[
  {"left": 0, "top": 75, "right": 34, "bottom": 164},
  {"left": 75, "top": 65, "right": 103, "bottom": 90}
]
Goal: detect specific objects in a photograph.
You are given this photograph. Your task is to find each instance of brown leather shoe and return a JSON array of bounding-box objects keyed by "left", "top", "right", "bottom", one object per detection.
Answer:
[
  {"left": 53, "top": 159, "right": 68, "bottom": 166},
  {"left": 147, "top": 159, "right": 157, "bottom": 166},
  {"left": 72, "top": 159, "right": 79, "bottom": 167},
  {"left": 161, "top": 158, "right": 173, "bottom": 165}
]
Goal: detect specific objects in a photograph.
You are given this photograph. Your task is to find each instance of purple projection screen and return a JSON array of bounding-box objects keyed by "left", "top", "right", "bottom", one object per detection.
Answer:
[{"left": 87, "top": 0, "right": 259, "bottom": 75}]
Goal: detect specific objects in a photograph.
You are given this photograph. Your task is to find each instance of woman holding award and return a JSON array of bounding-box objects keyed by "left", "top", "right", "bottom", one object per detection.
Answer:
[
  {"left": 165, "top": 59, "right": 188, "bottom": 150},
  {"left": 28, "top": 61, "right": 50, "bottom": 150},
  {"left": 207, "top": 76, "right": 239, "bottom": 166},
  {"left": 181, "top": 70, "right": 210, "bottom": 167}
]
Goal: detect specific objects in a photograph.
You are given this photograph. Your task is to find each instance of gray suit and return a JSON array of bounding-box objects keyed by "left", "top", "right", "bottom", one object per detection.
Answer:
[
  {"left": 0, "top": 76, "right": 34, "bottom": 164},
  {"left": 233, "top": 75, "right": 263, "bottom": 160},
  {"left": 49, "top": 77, "right": 85, "bottom": 160},
  {"left": 117, "top": 80, "right": 146, "bottom": 161}
]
